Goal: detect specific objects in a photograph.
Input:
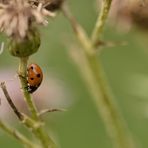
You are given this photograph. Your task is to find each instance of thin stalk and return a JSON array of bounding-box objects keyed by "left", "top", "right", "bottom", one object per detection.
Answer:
[
  {"left": 0, "top": 120, "right": 38, "bottom": 148},
  {"left": 38, "top": 108, "right": 66, "bottom": 117},
  {"left": 18, "top": 57, "right": 56, "bottom": 148},
  {"left": 0, "top": 82, "right": 23, "bottom": 120},
  {"left": 18, "top": 57, "right": 38, "bottom": 120},
  {"left": 91, "top": 0, "right": 112, "bottom": 47},
  {"left": 0, "top": 81, "right": 50, "bottom": 147},
  {"left": 85, "top": 53, "right": 135, "bottom": 148}
]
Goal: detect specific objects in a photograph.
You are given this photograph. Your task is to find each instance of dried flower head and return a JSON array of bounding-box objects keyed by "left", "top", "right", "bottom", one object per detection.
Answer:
[
  {"left": 0, "top": 0, "right": 55, "bottom": 39},
  {"left": 29, "top": 0, "right": 64, "bottom": 12}
]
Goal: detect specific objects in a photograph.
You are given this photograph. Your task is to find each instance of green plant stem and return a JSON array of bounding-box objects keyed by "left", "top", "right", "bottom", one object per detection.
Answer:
[
  {"left": 18, "top": 57, "right": 38, "bottom": 120},
  {"left": 86, "top": 53, "right": 135, "bottom": 148},
  {"left": 91, "top": 0, "right": 112, "bottom": 47},
  {"left": 62, "top": 4, "right": 93, "bottom": 55},
  {"left": 18, "top": 57, "right": 56, "bottom": 148},
  {"left": 62, "top": 1, "right": 136, "bottom": 148},
  {"left": 0, "top": 81, "right": 50, "bottom": 147},
  {"left": 0, "top": 81, "right": 45, "bottom": 135},
  {"left": 71, "top": 46, "right": 135, "bottom": 148},
  {"left": 0, "top": 120, "right": 38, "bottom": 148}
]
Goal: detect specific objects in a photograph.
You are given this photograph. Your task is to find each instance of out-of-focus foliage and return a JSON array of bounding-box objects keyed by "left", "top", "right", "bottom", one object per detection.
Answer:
[{"left": 0, "top": 0, "right": 148, "bottom": 148}]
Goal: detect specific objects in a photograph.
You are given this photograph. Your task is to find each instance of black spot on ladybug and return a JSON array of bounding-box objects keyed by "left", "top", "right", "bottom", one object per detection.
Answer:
[
  {"left": 27, "top": 63, "right": 43, "bottom": 93},
  {"left": 36, "top": 74, "right": 40, "bottom": 78}
]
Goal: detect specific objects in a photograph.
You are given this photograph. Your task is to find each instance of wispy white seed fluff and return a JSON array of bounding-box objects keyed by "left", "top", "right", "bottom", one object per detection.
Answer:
[{"left": 0, "top": 0, "right": 55, "bottom": 38}]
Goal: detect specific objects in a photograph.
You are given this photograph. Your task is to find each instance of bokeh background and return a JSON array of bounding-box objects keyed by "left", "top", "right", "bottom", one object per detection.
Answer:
[{"left": 0, "top": 0, "right": 148, "bottom": 147}]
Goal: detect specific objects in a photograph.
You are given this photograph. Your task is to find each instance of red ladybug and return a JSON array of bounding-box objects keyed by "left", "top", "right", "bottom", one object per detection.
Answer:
[{"left": 27, "top": 63, "right": 43, "bottom": 93}]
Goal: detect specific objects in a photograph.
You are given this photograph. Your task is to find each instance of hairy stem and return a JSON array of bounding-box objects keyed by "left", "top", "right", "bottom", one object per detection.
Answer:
[
  {"left": 18, "top": 57, "right": 56, "bottom": 148},
  {"left": 18, "top": 57, "right": 38, "bottom": 120}
]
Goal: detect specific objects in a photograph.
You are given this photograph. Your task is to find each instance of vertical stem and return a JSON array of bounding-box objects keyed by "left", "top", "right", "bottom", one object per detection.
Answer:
[
  {"left": 85, "top": 53, "right": 135, "bottom": 148},
  {"left": 91, "top": 0, "right": 112, "bottom": 47},
  {"left": 18, "top": 57, "right": 56, "bottom": 148},
  {"left": 18, "top": 57, "right": 38, "bottom": 120},
  {"left": 71, "top": 47, "right": 135, "bottom": 148}
]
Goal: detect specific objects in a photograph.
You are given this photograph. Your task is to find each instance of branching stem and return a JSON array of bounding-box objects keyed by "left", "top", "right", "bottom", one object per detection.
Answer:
[
  {"left": 62, "top": 1, "right": 136, "bottom": 148},
  {"left": 18, "top": 57, "right": 56, "bottom": 148},
  {"left": 0, "top": 120, "right": 38, "bottom": 148}
]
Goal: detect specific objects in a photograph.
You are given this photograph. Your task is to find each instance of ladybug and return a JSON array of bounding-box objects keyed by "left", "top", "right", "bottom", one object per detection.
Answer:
[{"left": 27, "top": 63, "right": 43, "bottom": 93}]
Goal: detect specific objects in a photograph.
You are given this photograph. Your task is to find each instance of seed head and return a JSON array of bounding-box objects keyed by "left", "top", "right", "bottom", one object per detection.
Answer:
[{"left": 0, "top": 0, "right": 55, "bottom": 39}]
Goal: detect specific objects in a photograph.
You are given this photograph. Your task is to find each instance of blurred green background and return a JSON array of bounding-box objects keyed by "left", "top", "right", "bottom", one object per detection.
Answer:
[{"left": 0, "top": 0, "right": 148, "bottom": 148}]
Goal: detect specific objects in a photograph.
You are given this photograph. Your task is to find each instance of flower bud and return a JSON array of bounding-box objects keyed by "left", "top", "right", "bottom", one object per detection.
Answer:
[{"left": 8, "top": 28, "right": 40, "bottom": 57}]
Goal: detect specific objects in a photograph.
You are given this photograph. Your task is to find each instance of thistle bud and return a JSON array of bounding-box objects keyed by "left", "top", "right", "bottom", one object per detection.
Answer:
[{"left": 8, "top": 28, "right": 40, "bottom": 57}]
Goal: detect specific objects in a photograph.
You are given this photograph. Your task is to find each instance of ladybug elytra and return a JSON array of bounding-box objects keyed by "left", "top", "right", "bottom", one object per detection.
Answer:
[{"left": 27, "top": 63, "right": 43, "bottom": 93}]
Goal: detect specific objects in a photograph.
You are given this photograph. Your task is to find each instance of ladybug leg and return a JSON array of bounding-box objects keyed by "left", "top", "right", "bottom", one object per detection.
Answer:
[
  {"left": 17, "top": 69, "right": 28, "bottom": 78},
  {"left": 17, "top": 73, "right": 26, "bottom": 79},
  {"left": 17, "top": 72, "right": 29, "bottom": 91},
  {"left": 20, "top": 85, "right": 29, "bottom": 92},
  {"left": 17, "top": 72, "right": 28, "bottom": 84}
]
